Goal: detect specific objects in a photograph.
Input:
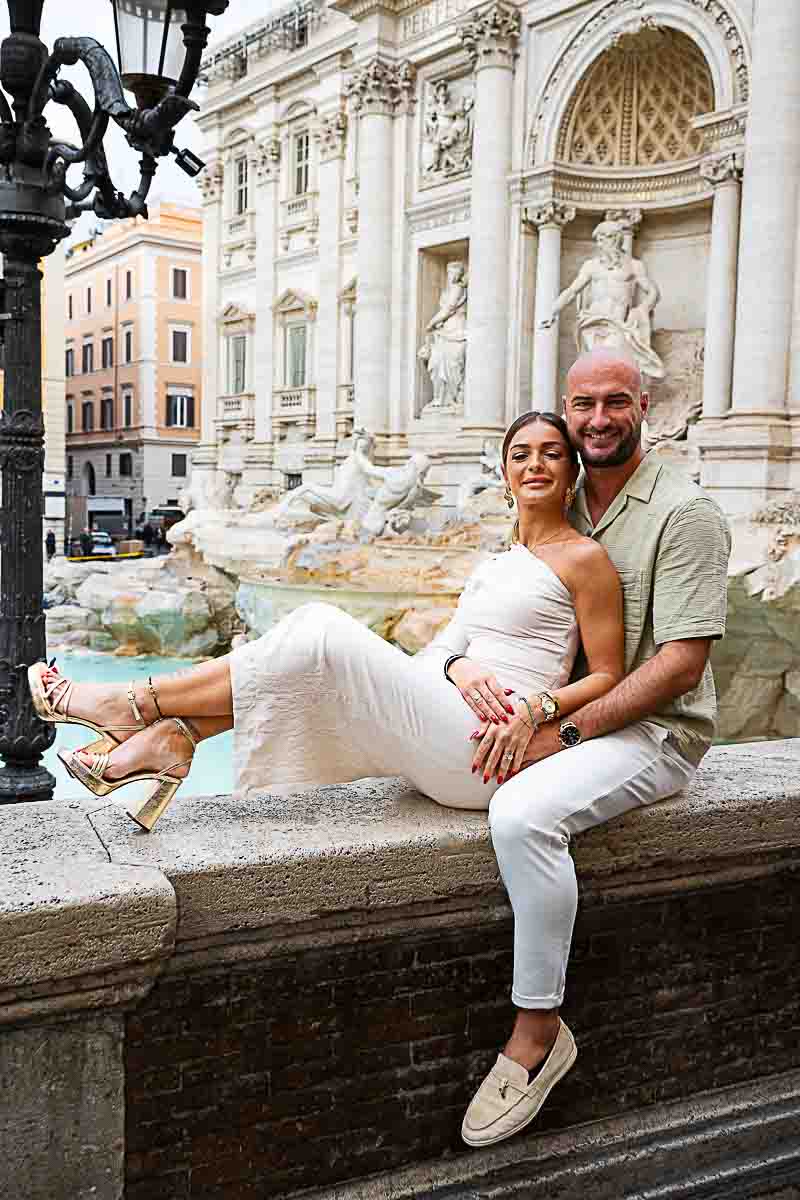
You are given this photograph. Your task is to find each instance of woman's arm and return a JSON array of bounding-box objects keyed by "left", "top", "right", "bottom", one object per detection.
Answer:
[{"left": 530, "top": 542, "right": 624, "bottom": 722}]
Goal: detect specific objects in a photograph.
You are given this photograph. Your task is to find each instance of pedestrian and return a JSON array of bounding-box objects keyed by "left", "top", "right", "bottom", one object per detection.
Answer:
[
  {"left": 142, "top": 521, "right": 154, "bottom": 548},
  {"left": 45, "top": 529, "right": 56, "bottom": 561},
  {"left": 155, "top": 525, "right": 166, "bottom": 554},
  {"left": 79, "top": 527, "right": 92, "bottom": 558}
]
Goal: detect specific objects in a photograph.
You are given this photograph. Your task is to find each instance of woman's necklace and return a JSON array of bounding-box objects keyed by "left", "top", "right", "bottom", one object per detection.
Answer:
[{"left": 521, "top": 529, "right": 568, "bottom": 553}]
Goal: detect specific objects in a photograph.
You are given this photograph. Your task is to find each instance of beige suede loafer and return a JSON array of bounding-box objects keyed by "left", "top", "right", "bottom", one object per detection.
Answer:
[{"left": 461, "top": 1019, "right": 577, "bottom": 1148}]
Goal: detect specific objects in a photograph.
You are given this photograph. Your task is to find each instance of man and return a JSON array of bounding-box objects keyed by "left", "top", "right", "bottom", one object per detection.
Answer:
[
  {"left": 462, "top": 348, "right": 731, "bottom": 1147},
  {"left": 45, "top": 529, "right": 56, "bottom": 561}
]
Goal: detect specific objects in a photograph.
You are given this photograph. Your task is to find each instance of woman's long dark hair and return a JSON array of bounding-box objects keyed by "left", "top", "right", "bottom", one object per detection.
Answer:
[{"left": 501, "top": 410, "right": 579, "bottom": 542}]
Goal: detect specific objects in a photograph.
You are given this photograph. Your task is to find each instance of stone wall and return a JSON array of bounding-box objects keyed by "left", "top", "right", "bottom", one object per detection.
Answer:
[{"left": 2, "top": 743, "right": 800, "bottom": 1200}]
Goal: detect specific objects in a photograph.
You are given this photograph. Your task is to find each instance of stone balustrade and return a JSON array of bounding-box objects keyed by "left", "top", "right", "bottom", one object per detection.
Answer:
[{"left": 2, "top": 741, "right": 799, "bottom": 1199}]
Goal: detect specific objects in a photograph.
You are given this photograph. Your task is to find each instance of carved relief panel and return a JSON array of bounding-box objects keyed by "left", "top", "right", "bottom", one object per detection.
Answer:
[{"left": 420, "top": 75, "right": 475, "bottom": 187}]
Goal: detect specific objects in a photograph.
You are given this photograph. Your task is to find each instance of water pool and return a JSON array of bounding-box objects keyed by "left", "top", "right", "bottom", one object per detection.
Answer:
[{"left": 44, "top": 652, "right": 234, "bottom": 801}]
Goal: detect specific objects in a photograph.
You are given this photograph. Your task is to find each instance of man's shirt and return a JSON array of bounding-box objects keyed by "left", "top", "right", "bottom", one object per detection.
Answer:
[{"left": 570, "top": 454, "right": 732, "bottom": 764}]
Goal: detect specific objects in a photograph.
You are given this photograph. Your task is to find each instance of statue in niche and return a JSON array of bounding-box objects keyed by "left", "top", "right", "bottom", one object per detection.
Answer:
[
  {"left": 418, "top": 261, "right": 468, "bottom": 409},
  {"left": 360, "top": 453, "right": 441, "bottom": 538},
  {"left": 422, "top": 79, "right": 474, "bottom": 179},
  {"left": 541, "top": 219, "right": 665, "bottom": 380},
  {"left": 457, "top": 441, "right": 503, "bottom": 513},
  {"left": 274, "top": 430, "right": 377, "bottom": 525}
]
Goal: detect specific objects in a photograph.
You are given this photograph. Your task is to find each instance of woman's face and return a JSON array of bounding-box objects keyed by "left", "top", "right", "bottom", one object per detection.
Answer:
[{"left": 504, "top": 420, "right": 577, "bottom": 510}]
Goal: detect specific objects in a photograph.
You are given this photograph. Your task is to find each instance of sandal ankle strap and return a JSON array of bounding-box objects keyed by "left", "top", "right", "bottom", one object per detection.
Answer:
[
  {"left": 147, "top": 677, "right": 164, "bottom": 720},
  {"left": 126, "top": 682, "right": 145, "bottom": 725},
  {"left": 167, "top": 716, "right": 200, "bottom": 752}
]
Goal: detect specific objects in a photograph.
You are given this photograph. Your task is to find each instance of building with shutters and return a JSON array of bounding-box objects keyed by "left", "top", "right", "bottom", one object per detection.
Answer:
[{"left": 63, "top": 203, "right": 202, "bottom": 537}]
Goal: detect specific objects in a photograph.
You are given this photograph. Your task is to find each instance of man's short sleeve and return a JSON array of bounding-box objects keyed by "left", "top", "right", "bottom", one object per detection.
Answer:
[{"left": 653, "top": 497, "right": 731, "bottom": 645}]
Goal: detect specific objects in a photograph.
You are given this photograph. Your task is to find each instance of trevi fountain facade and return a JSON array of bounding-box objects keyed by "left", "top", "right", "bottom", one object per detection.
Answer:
[{"left": 47, "top": 0, "right": 800, "bottom": 743}]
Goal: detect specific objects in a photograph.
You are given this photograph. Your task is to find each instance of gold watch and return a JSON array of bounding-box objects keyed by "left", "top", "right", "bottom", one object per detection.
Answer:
[{"left": 538, "top": 691, "right": 560, "bottom": 722}]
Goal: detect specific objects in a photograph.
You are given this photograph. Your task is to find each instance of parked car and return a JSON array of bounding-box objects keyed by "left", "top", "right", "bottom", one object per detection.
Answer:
[{"left": 90, "top": 531, "right": 116, "bottom": 556}]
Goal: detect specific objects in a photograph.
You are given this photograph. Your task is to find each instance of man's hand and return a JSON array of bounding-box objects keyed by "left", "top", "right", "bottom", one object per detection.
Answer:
[
  {"left": 520, "top": 721, "right": 562, "bottom": 766},
  {"left": 448, "top": 658, "right": 515, "bottom": 725}
]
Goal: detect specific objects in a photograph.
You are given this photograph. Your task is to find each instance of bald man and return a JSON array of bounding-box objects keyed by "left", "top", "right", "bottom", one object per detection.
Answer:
[{"left": 464, "top": 349, "right": 731, "bottom": 1148}]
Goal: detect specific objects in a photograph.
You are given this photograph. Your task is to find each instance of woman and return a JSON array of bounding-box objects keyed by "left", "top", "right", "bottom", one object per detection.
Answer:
[{"left": 29, "top": 410, "right": 624, "bottom": 1143}]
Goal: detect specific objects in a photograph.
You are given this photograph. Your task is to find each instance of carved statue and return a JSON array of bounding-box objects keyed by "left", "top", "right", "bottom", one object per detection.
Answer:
[
  {"left": 274, "top": 431, "right": 376, "bottom": 525},
  {"left": 457, "top": 441, "right": 503, "bottom": 513},
  {"left": 179, "top": 468, "right": 239, "bottom": 513},
  {"left": 418, "top": 261, "right": 468, "bottom": 409},
  {"left": 360, "top": 453, "right": 442, "bottom": 538},
  {"left": 541, "top": 219, "right": 665, "bottom": 380},
  {"left": 422, "top": 79, "right": 474, "bottom": 179}
]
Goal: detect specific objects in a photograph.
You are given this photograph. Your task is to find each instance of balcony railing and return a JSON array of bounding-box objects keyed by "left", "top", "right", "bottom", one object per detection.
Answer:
[
  {"left": 217, "top": 392, "right": 255, "bottom": 430},
  {"left": 273, "top": 385, "right": 316, "bottom": 429},
  {"left": 280, "top": 190, "right": 318, "bottom": 231}
]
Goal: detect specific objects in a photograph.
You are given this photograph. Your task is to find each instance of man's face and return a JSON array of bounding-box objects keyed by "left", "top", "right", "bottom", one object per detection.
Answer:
[
  {"left": 565, "top": 360, "right": 648, "bottom": 468},
  {"left": 597, "top": 231, "right": 622, "bottom": 258}
]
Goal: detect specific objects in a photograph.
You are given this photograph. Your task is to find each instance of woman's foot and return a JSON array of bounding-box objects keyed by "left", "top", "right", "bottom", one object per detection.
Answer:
[
  {"left": 75, "top": 719, "right": 195, "bottom": 783},
  {"left": 41, "top": 665, "right": 158, "bottom": 745},
  {"left": 503, "top": 1010, "right": 561, "bottom": 1073}
]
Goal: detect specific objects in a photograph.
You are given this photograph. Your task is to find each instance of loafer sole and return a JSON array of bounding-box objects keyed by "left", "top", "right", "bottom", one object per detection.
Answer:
[{"left": 461, "top": 1040, "right": 577, "bottom": 1147}]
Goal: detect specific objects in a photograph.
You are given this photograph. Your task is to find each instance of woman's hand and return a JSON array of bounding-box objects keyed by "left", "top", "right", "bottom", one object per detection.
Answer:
[
  {"left": 447, "top": 658, "right": 516, "bottom": 725},
  {"left": 470, "top": 702, "right": 536, "bottom": 784}
]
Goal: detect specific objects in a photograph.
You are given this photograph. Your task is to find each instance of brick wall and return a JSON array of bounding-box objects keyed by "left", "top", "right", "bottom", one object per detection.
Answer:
[{"left": 125, "top": 864, "right": 800, "bottom": 1200}]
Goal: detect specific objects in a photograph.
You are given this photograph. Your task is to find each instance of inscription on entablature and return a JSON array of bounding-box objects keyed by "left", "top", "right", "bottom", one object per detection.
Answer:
[{"left": 401, "top": 0, "right": 471, "bottom": 43}]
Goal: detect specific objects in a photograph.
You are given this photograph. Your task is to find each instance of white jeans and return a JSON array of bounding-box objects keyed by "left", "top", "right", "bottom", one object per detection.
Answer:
[{"left": 488, "top": 721, "right": 696, "bottom": 1009}]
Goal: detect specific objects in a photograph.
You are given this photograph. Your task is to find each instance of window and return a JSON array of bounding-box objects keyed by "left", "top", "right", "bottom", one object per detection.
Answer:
[
  {"left": 165, "top": 393, "right": 195, "bottom": 428},
  {"left": 286, "top": 324, "right": 308, "bottom": 387},
  {"left": 66, "top": 403, "right": 74, "bottom": 434},
  {"left": 105, "top": 454, "right": 112, "bottom": 477},
  {"left": 101, "top": 336, "right": 113, "bottom": 368},
  {"left": 124, "top": 327, "right": 133, "bottom": 363},
  {"left": 86, "top": 286, "right": 92, "bottom": 315},
  {"left": 171, "top": 328, "right": 189, "bottom": 363},
  {"left": 67, "top": 294, "right": 73, "bottom": 321},
  {"left": 172, "top": 268, "right": 187, "bottom": 300},
  {"left": 122, "top": 391, "right": 133, "bottom": 428},
  {"left": 234, "top": 154, "right": 248, "bottom": 214},
  {"left": 125, "top": 270, "right": 132, "bottom": 300},
  {"left": 286, "top": 472, "right": 302, "bottom": 491},
  {"left": 82, "top": 401, "right": 94, "bottom": 431},
  {"left": 82, "top": 341, "right": 94, "bottom": 374},
  {"left": 67, "top": 455, "right": 73, "bottom": 480},
  {"left": 119, "top": 453, "right": 133, "bottom": 477},
  {"left": 293, "top": 131, "right": 310, "bottom": 196},
  {"left": 171, "top": 454, "right": 187, "bottom": 477},
  {"left": 106, "top": 278, "right": 112, "bottom": 307},
  {"left": 65, "top": 348, "right": 74, "bottom": 378},
  {"left": 228, "top": 334, "right": 247, "bottom": 393},
  {"left": 101, "top": 396, "right": 114, "bottom": 430}
]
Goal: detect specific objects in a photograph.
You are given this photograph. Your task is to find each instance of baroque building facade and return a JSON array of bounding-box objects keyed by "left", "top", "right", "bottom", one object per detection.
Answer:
[
  {"left": 194, "top": 0, "right": 798, "bottom": 520},
  {"left": 64, "top": 204, "right": 203, "bottom": 536}
]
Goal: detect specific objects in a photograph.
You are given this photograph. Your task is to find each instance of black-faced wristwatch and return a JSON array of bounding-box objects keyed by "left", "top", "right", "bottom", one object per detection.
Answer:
[{"left": 558, "top": 719, "right": 582, "bottom": 749}]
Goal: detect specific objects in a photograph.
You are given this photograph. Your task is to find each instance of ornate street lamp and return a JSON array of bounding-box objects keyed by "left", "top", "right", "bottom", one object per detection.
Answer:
[{"left": 0, "top": 0, "right": 229, "bottom": 802}]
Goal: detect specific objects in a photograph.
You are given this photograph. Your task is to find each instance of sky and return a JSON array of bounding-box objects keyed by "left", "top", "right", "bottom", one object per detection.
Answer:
[{"left": 0, "top": 1, "right": 270, "bottom": 237}]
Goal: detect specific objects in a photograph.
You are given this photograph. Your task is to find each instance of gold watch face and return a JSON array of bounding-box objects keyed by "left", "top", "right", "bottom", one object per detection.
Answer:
[{"left": 540, "top": 694, "right": 557, "bottom": 719}]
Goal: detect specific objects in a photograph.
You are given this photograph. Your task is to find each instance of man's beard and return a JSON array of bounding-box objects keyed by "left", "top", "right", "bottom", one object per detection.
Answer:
[{"left": 578, "top": 421, "right": 642, "bottom": 468}]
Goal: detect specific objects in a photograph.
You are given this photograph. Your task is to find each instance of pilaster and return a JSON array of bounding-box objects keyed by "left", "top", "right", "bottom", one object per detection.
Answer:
[{"left": 527, "top": 201, "right": 575, "bottom": 412}]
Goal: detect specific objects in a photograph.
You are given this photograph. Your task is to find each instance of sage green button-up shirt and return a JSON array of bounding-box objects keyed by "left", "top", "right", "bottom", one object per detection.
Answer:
[{"left": 570, "top": 454, "right": 732, "bottom": 764}]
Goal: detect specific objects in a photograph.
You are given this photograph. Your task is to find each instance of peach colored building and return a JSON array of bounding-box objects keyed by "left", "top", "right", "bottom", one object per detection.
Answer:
[{"left": 64, "top": 203, "right": 202, "bottom": 536}]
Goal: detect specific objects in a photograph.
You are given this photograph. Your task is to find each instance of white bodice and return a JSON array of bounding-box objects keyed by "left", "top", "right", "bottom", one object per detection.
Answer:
[{"left": 425, "top": 543, "right": 579, "bottom": 696}]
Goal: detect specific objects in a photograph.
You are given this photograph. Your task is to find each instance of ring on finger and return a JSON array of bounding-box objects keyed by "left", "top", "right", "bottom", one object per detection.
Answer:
[
  {"left": 471, "top": 692, "right": 482, "bottom": 702},
  {"left": 503, "top": 751, "right": 514, "bottom": 763}
]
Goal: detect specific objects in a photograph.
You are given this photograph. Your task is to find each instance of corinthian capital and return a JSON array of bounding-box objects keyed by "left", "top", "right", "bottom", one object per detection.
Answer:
[
  {"left": 700, "top": 152, "right": 744, "bottom": 188},
  {"left": 525, "top": 201, "right": 575, "bottom": 230},
  {"left": 198, "top": 160, "right": 224, "bottom": 205},
  {"left": 345, "top": 57, "right": 416, "bottom": 118},
  {"left": 255, "top": 136, "right": 281, "bottom": 184},
  {"left": 315, "top": 111, "right": 348, "bottom": 162},
  {"left": 459, "top": 1, "right": 521, "bottom": 71}
]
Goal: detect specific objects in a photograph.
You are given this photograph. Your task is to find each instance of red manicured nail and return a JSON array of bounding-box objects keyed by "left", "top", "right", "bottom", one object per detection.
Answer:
[
  {"left": 483, "top": 775, "right": 489, "bottom": 784},
  {"left": 502, "top": 716, "right": 509, "bottom": 724},
  {"left": 506, "top": 706, "right": 515, "bottom": 714},
  {"left": 497, "top": 775, "right": 504, "bottom": 785}
]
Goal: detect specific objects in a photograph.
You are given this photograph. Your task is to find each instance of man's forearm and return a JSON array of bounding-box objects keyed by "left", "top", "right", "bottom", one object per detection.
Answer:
[{"left": 572, "top": 645, "right": 701, "bottom": 741}]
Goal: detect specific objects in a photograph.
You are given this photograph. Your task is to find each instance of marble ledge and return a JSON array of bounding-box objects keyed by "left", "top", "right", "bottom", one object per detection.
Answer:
[{"left": 0, "top": 741, "right": 798, "bottom": 1016}]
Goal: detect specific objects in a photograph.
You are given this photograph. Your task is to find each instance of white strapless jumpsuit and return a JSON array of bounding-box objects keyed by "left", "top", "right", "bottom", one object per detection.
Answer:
[
  {"left": 230, "top": 544, "right": 579, "bottom": 809},
  {"left": 231, "top": 541, "right": 694, "bottom": 1008}
]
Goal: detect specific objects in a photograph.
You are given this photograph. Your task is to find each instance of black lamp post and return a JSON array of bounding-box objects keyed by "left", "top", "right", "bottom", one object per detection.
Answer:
[{"left": 0, "top": 0, "right": 229, "bottom": 803}]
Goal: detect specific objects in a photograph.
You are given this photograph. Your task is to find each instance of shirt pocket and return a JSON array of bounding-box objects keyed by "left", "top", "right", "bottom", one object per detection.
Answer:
[{"left": 616, "top": 567, "right": 645, "bottom": 670}]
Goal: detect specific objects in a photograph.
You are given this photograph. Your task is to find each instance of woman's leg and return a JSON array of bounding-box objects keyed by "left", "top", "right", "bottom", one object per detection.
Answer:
[{"left": 77, "top": 712, "right": 233, "bottom": 781}]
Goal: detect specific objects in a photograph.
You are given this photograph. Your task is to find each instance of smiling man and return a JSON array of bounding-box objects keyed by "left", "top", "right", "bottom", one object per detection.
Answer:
[{"left": 464, "top": 347, "right": 731, "bottom": 1148}]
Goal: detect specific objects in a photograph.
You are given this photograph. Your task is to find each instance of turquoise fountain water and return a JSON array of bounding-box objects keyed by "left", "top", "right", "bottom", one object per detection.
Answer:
[{"left": 44, "top": 652, "right": 234, "bottom": 802}]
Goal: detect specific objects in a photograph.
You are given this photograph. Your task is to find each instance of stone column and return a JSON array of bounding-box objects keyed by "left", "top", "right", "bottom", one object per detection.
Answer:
[
  {"left": 459, "top": 1, "right": 520, "bottom": 433},
  {"left": 700, "top": 154, "right": 743, "bottom": 418},
  {"left": 345, "top": 58, "right": 414, "bottom": 437},
  {"left": 314, "top": 111, "right": 348, "bottom": 447},
  {"left": 529, "top": 202, "right": 575, "bottom": 411},
  {"left": 731, "top": 4, "right": 800, "bottom": 412},
  {"left": 193, "top": 160, "right": 224, "bottom": 485}
]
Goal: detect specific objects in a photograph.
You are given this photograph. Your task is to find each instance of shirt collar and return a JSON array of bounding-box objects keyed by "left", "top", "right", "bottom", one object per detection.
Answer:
[{"left": 573, "top": 453, "right": 663, "bottom": 534}]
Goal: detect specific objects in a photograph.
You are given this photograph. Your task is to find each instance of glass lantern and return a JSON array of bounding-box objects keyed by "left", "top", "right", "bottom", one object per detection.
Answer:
[{"left": 110, "top": 1, "right": 189, "bottom": 108}]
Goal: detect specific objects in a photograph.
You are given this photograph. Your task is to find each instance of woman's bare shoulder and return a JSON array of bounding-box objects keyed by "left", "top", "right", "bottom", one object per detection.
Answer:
[{"left": 557, "top": 536, "right": 619, "bottom": 591}]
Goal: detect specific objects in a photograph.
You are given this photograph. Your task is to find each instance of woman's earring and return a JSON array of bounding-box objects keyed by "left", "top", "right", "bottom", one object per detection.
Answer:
[
  {"left": 565, "top": 484, "right": 576, "bottom": 509},
  {"left": 504, "top": 485, "right": 514, "bottom": 510}
]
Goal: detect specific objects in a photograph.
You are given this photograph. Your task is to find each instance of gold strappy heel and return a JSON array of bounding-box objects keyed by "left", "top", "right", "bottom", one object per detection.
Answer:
[
  {"left": 28, "top": 661, "right": 160, "bottom": 755},
  {"left": 62, "top": 717, "right": 199, "bottom": 833}
]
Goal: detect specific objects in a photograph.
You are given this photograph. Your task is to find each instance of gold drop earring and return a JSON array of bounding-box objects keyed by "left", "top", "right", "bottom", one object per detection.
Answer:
[
  {"left": 564, "top": 484, "right": 576, "bottom": 509},
  {"left": 504, "top": 485, "right": 514, "bottom": 510}
]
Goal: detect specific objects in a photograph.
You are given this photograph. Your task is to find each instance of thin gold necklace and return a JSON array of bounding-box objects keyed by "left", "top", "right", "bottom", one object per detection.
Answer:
[{"left": 520, "top": 529, "right": 567, "bottom": 553}]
